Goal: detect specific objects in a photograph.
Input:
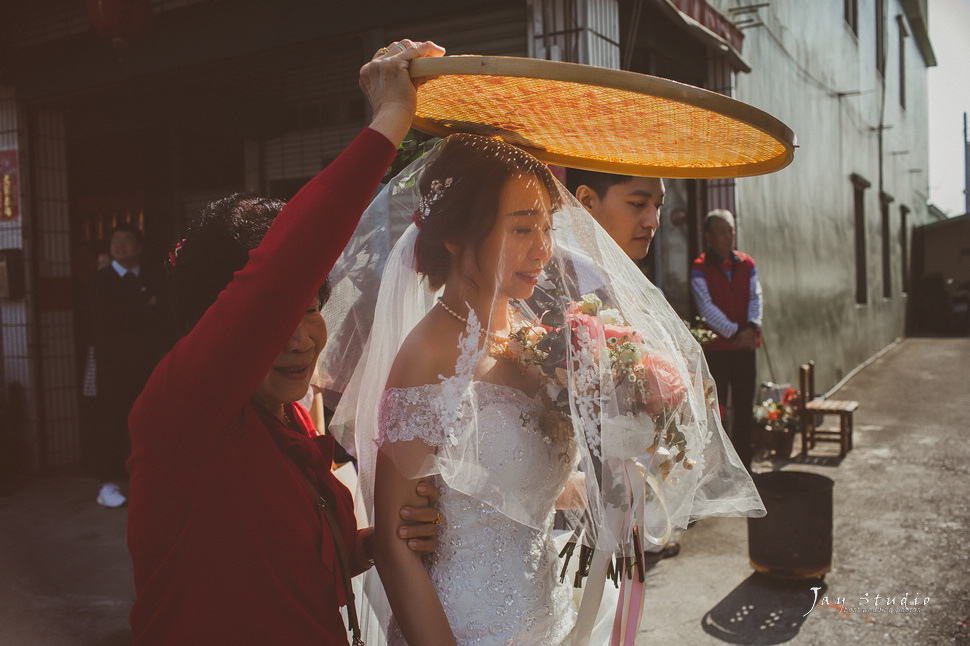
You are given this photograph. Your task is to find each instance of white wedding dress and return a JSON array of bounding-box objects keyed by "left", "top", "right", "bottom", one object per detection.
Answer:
[{"left": 379, "top": 381, "right": 577, "bottom": 646}]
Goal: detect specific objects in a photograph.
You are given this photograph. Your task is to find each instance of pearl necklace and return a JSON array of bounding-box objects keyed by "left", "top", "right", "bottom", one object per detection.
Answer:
[{"left": 436, "top": 297, "right": 513, "bottom": 358}]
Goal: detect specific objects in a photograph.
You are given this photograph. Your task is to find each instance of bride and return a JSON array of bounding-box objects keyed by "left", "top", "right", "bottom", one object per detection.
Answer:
[{"left": 321, "top": 133, "right": 764, "bottom": 645}]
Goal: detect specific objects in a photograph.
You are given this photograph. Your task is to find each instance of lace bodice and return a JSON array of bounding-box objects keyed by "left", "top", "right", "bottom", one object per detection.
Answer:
[{"left": 379, "top": 381, "right": 576, "bottom": 645}]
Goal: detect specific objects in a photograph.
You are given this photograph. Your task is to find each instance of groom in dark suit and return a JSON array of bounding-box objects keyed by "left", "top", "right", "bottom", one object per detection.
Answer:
[{"left": 88, "top": 224, "right": 173, "bottom": 506}]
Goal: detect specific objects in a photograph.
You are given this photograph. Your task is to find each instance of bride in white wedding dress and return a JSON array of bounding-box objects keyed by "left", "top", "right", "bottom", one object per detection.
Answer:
[
  {"left": 380, "top": 381, "right": 576, "bottom": 645},
  {"left": 322, "top": 133, "right": 763, "bottom": 645}
]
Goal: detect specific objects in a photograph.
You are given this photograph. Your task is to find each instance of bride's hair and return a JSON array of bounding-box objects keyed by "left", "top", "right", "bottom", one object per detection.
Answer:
[{"left": 415, "top": 134, "right": 562, "bottom": 290}]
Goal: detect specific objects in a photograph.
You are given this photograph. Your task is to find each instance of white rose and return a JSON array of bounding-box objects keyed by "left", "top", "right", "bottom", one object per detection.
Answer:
[
  {"left": 598, "top": 307, "right": 625, "bottom": 325},
  {"left": 578, "top": 293, "right": 603, "bottom": 315}
]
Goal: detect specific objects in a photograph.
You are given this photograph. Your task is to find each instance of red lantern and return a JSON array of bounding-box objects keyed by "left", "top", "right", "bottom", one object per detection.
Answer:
[{"left": 87, "top": 0, "right": 153, "bottom": 49}]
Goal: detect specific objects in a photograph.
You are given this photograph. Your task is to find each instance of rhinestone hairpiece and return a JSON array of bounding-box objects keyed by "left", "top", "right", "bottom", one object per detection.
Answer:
[{"left": 413, "top": 177, "right": 453, "bottom": 227}]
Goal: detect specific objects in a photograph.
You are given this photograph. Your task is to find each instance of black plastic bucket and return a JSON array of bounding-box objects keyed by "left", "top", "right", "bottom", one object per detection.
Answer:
[{"left": 747, "top": 471, "right": 833, "bottom": 578}]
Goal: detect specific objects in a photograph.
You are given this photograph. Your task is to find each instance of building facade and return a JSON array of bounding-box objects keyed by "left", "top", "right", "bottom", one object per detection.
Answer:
[
  {"left": 704, "top": 0, "right": 936, "bottom": 390},
  {"left": 0, "top": 0, "right": 936, "bottom": 470}
]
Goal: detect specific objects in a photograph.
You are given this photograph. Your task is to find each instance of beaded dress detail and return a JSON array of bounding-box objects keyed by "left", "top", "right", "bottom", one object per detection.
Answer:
[{"left": 379, "top": 381, "right": 576, "bottom": 645}]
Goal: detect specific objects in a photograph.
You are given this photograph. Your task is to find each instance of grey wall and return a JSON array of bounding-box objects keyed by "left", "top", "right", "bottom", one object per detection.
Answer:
[{"left": 708, "top": 0, "right": 933, "bottom": 391}]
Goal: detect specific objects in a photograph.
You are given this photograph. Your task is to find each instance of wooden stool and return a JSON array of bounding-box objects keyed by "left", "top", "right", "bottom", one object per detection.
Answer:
[{"left": 799, "top": 361, "right": 859, "bottom": 457}]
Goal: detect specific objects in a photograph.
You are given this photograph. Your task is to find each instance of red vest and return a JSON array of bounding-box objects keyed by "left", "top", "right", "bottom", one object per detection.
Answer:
[{"left": 692, "top": 251, "right": 756, "bottom": 352}]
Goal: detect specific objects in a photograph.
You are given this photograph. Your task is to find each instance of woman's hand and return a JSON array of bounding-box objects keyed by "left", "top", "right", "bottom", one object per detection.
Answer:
[
  {"left": 556, "top": 471, "right": 587, "bottom": 510},
  {"left": 360, "top": 39, "right": 445, "bottom": 147},
  {"left": 398, "top": 478, "right": 441, "bottom": 552},
  {"left": 357, "top": 478, "right": 441, "bottom": 571}
]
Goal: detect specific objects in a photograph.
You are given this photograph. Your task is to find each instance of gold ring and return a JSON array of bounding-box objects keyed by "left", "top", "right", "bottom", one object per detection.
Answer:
[
  {"left": 433, "top": 512, "right": 442, "bottom": 525},
  {"left": 378, "top": 47, "right": 389, "bottom": 56}
]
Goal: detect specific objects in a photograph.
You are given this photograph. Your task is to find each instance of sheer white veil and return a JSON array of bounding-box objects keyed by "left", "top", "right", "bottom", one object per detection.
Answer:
[{"left": 316, "top": 133, "right": 764, "bottom": 643}]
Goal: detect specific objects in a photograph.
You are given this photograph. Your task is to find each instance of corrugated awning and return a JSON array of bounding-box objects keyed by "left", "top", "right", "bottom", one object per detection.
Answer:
[{"left": 650, "top": 0, "right": 751, "bottom": 73}]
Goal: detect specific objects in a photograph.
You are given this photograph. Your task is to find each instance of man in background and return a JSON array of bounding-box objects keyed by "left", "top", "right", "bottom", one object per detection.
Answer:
[
  {"left": 89, "top": 224, "right": 172, "bottom": 506},
  {"left": 690, "top": 209, "right": 763, "bottom": 472}
]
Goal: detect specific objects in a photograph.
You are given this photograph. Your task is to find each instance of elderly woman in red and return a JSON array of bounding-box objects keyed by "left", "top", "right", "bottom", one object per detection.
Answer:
[{"left": 126, "top": 40, "right": 445, "bottom": 645}]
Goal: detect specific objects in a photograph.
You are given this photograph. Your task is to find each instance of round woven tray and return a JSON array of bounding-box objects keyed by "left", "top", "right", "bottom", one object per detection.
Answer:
[{"left": 410, "top": 56, "right": 795, "bottom": 179}]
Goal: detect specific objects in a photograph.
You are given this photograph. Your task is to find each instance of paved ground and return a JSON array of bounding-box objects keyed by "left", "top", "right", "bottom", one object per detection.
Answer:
[
  {"left": 0, "top": 337, "right": 967, "bottom": 645},
  {"left": 639, "top": 337, "right": 970, "bottom": 645}
]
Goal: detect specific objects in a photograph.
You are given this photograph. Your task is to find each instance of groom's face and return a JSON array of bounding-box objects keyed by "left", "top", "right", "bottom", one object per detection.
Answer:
[{"left": 577, "top": 177, "right": 664, "bottom": 260}]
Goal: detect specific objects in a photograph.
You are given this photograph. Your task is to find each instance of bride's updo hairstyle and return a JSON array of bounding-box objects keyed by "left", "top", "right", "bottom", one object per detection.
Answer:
[{"left": 414, "top": 134, "right": 562, "bottom": 290}]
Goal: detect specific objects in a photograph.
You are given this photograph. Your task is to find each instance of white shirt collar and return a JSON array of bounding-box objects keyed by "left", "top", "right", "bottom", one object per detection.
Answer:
[{"left": 111, "top": 260, "right": 141, "bottom": 277}]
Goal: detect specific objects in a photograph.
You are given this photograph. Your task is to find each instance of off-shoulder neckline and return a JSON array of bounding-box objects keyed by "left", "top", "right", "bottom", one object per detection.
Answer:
[{"left": 383, "top": 381, "right": 542, "bottom": 404}]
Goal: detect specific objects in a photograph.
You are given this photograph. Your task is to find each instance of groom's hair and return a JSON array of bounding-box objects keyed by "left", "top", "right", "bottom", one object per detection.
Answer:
[
  {"left": 415, "top": 133, "right": 563, "bottom": 291},
  {"left": 565, "top": 168, "right": 635, "bottom": 198},
  {"left": 167, "top": 193, "right": 331, "bottom": 333}
]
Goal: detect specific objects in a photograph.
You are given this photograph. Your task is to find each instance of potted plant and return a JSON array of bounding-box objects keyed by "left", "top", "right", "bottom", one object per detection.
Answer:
[{"left": 753, "top": 388, "right": 801, "bottom": 458}]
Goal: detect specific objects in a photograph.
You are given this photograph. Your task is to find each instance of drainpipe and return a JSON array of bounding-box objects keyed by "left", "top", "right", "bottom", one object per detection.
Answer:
[{"left": 963, "top": 112, "right": 970, "bottom": 213}]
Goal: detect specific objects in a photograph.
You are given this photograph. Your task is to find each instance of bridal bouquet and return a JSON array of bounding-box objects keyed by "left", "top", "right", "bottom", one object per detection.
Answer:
[{"left": 510, "top": 293, "right": 693, "bottom": 478}]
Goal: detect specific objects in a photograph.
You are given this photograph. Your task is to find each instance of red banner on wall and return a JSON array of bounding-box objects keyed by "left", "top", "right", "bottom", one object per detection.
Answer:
[{"left": 0, "top": 149, "right": 19, "bottom": 221}]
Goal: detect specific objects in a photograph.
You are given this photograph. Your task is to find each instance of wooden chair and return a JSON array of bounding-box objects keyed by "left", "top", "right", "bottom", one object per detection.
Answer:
[{"left": 798, "top": 361, "right": 859, "bottom": 457}]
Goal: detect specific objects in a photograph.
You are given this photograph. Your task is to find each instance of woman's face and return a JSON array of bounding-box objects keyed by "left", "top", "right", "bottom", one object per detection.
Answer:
[
  {"left": 469, "top": 174, "right": 554, "bottom": 302},
  {"left": 251, "top": 294, "right": 327, "bottom": 415}
]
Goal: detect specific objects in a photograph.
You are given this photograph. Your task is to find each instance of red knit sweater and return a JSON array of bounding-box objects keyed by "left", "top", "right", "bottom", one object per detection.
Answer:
[
  {"left": 690, "top": 250, "right": 757, "bottom": 352},
  {"left": 127, "top": 128, "right": 395, "bottom": 645}
]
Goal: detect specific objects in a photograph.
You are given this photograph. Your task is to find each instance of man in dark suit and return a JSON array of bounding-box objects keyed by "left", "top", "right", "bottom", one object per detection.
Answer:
[{"left": 89, "top": 224, "right": 172, "bottom": 506}]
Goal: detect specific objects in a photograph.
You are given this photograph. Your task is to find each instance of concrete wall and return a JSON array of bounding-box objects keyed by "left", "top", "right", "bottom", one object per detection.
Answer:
[{"left": 706, "top": 0, "right": 934, "bottom": 391}]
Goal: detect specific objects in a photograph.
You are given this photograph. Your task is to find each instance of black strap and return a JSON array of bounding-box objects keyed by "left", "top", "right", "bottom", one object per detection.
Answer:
[{"left": 297, "top": 470, "right": 365, "bottom": 646}]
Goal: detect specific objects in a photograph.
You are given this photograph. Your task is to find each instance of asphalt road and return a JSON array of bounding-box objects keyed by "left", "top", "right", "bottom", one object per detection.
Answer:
[{"left": 0, "top": 337, "right": 967, "bottom": 645}]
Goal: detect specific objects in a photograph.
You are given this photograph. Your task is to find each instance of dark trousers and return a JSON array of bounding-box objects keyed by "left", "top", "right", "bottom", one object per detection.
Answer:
[
  {"left": 92, "top": 365, "right": 149, "bottom": 482},
  {"left": 705, "top": 349, "right": 756, "bottom": 471}
]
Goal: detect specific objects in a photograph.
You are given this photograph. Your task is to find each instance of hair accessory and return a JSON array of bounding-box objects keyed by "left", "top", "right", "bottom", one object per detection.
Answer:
[
  {"left": 167, "top": 237, "right": 187, "bottom": 268},
  {"left": 414, "top": 177, "right": 453, "bottom": 225}
]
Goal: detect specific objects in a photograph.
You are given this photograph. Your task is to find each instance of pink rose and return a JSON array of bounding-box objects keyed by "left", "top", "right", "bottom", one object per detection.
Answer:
[{"left": 638, "top": 354, "right": 687, "bottom": 415}]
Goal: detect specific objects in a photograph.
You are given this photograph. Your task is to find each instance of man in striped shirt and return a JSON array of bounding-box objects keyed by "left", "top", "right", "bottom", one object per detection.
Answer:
[{"left": 690, "top": 209, "right": 763, "bottom": 471}]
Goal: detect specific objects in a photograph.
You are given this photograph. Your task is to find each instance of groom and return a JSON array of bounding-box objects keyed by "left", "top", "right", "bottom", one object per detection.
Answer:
[
  {"left": 568, "top": 169, "right": 681, "bottom": 564},
  {"left": 569, "top": 169, "right": 664, "bottom": 263}
]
